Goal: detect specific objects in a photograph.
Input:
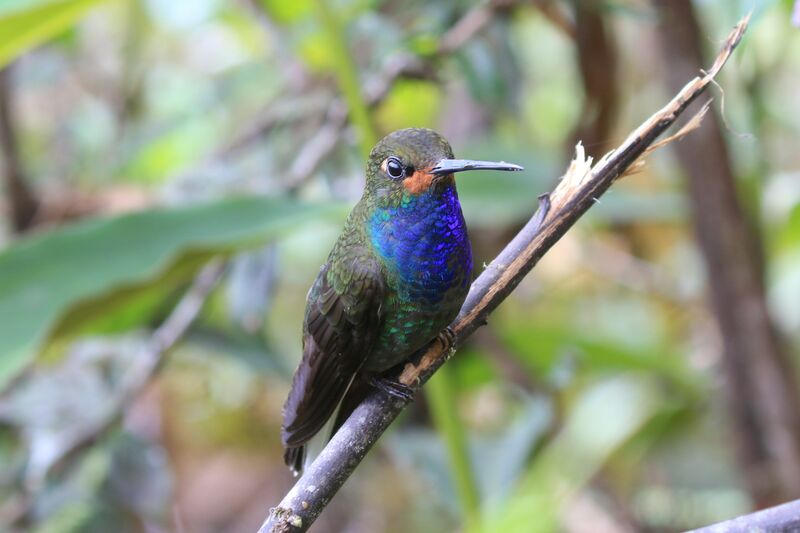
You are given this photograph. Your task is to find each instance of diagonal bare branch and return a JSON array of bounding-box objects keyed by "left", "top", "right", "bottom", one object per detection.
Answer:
[
  {"left": 1, "top": 261, "right": 225, "bottom": 529},
  {"left": 259, "top": 14, "right": 751, "bottom": 533}
]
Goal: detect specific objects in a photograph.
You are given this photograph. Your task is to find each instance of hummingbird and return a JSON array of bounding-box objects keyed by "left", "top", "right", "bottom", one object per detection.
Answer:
[{"left": 281, "top": 128, "right": 523, "bottom": 474}]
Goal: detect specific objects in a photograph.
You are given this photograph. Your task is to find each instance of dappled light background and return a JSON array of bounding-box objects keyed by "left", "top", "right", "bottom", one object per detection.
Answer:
[{"left": 0, "top": 1, "right": 799, "bottom": 532}]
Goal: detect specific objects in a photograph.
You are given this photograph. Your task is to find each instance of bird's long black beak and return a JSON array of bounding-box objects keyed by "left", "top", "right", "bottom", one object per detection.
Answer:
[{"left": 430, "top": 158, "right": 524, "bottom": 175}]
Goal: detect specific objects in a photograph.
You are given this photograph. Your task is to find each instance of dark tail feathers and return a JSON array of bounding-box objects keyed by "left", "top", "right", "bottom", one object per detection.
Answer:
[
  {"left": 281, "top": 373, "right": 372, "bottom": 476},
  {"left": 284, "top": 445, "right": 305, "bottom": 476}
]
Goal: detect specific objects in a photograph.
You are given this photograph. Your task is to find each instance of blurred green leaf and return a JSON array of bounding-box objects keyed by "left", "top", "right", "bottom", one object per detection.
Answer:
[
  {"left": 312, "top": 0, "right": 377, "bottom": 156},
  {"left": 460, "top": 169, "right": 684, "bottom": 228},
  {"left": 296, "top": 29, "right": 337, "bottom": 72},
  {"left": 454, "top": 23, "right": 519, "bottom": 112},
  {"left": 486, "top": 375, "right": 665, "bottom": 533},
  {"left": 388, "top": 427, "right": 461, "bottom": 515},
  {"left": 33, "top": 498, "right": 97, "bottom": 533},
  {"left": 473, "top": 393, "right": 554, "bottom": 506},
  {"left": 0, "top": 196, "right": 345, "bottom": 391},
  {"left": 31, "top": 432, "right": 166, "bottom": 533},
  {"left": 185, "top": 328, "right": 291, "bottom": 377},
  {"left": 458, "top": 170, "right": 547, "bottom": 227},
  {"left": 427, "top": 366, "right": 481, "bottom": 530},
  {"left": 259, "top": 0, "right": 312, "bottom": 24},
  {"left": 123, "top": 117, "right": 220, "bottom": 182},
  {"left": 499, "top": 318, "right": 698, "bottom": 392},
  {"left": 376, "top": 79, "right": 442, "bottom": 132},
  {"left": 773, "top": 202, "right": 800, "bottom": 252},
  {"left": 769, "top": 249, "right": 800, "bottom": 333},
  {"left": 218, "top": 8, "right": 270, "bottom": 55},
  {"left": 32, "top": 444, "right": 111, "bottom": 533},
  {"left": 590, "top": 189, "right": 687, "bottom": 223},
  {"left": 450, "top": 348, "right": 499, "bottom": 390},
  {"left": 0, "top": 0, "right": 107, "bottom": 68},
  {"left": 388, "top": 391, "right": 552, "bottom": 526}
]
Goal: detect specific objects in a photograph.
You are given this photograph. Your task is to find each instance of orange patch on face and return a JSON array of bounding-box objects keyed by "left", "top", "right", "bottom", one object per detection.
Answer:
[{"left": 402, "top": 170, "right": 434, "bottom": 194}]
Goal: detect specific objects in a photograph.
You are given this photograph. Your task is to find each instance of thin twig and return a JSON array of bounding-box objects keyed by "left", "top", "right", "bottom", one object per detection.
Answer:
[
  {"left": 15, "top": 0, "right": 499, "bottom": 470},
  {"left": 3, "top": 261, "right": 225, "bottom": 529},
  {"left": 313, "top": 0, "right": 378, "bottom": 157},
  {"left": 274, "top": 0, "right": 511, "bottom": 191},
  {"left": 5, "top": 3, "right": 518, "bottom": 525},
  {"left": 57, "top": 261, "right": 226, "bottom": 470},
  {"left": 438, "top": 0, "right": 517, "bottom": 54},
  {"left": 283, "top": 102, "right": 349, "bottom": 192},
  {"left": 530, "top": 0, "right": 576, "bottom": 39},
  {"left": 259, "top": 15, "right": 750, "bottom": 533},
  {"left": 199, "top": 0, "right": 513, "bottom": 192}
]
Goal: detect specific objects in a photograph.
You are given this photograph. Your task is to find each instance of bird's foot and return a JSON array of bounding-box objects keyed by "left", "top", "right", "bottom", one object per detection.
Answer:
[
  {"left": 370, "top": 375, "right": 415, "bottom": 402},
  {"left": 437, "top": 327, "right": 456, "bottom": 351}
]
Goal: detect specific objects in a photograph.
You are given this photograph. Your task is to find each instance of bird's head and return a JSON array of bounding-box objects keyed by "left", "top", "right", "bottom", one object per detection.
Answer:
[{"left": 365, "top": 128, "right": 523, "bottom": 198}]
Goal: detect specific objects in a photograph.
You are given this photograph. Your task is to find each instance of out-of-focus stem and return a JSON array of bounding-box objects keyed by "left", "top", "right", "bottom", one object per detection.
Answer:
[
  {"left": 0, "top": 65, "right": 38, "bottom": 232},
  {"left": 313, "top": 0, "right": 378, "bottom": 158},
  {"left": 655, "top": 0, "right": 800, "bottom": 508},
  {"left": 427, "top": 366, "right": 482, "bottom": 531}
]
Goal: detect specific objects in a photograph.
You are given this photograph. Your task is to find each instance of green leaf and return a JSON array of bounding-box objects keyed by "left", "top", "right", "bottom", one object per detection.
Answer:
[
  {"left": 0, "top": 196, "right": 345, "bottom": 390},
  {"left": 486, "top": 375, "right": 665, "bottom": 533},
  {"left": 495, "top": 299, "right": 700, "bottom": 392},
  {"left": 773, "top": 202, "right": 800, "bottom": 252},
  {"left": 455, "top": 33, "right": 518, "bottom": 112},
  {"left": 473, "top": 393, "right": 554, "bottom": 506},
  {"left": 375, "top": 80, "right": 442, "bottom": 132},
  {"left": 259, "top": 0, "right": 312, "bottom": 24},
  {"left": 427, "top": 366, "right": 481, "bottom": 531},
  {"left": 0, "top": 0, "right": 108, "bottom": 68}
]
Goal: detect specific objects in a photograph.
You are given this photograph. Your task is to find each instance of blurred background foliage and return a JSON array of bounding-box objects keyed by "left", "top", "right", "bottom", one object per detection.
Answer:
[{"left": 0, "top": 0, "right": 798, "bottom": 532}]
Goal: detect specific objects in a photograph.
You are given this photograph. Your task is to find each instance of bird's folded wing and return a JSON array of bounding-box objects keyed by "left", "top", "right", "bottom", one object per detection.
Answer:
[{"left": 281, "top": 256, "right": 385, "bottom": 447}]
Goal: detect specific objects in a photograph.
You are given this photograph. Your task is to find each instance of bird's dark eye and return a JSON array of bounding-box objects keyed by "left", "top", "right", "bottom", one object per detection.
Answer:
[{"left": 385, "top": 157, "right": 405, "bottom": 179}]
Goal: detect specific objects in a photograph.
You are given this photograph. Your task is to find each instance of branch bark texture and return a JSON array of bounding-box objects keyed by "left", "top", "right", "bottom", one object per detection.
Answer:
[
  {"left": 688, "top": 498, "right": 800, "bottom": 533},
  {"left": 655, "top": 0, "right": 800, "bottom": 507},
  {"left": 260, "top": 16, "right": 750, "bottom": 533}
]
